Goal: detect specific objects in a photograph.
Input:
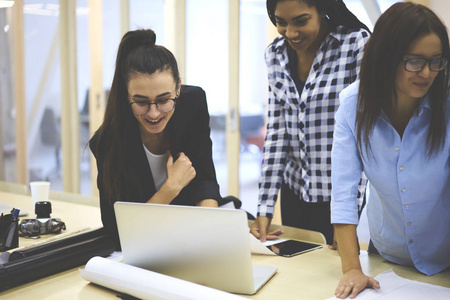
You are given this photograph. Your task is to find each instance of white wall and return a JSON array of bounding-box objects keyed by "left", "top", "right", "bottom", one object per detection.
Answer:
[{"left": 430, "top": 0, "right": 450, "bottom": 31}]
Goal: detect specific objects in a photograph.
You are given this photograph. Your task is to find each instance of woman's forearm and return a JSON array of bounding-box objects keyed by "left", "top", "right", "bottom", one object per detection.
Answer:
[
  {"left": 197, "top": 199, "right": 219, "bottom": 207},
  {"left": 334, "top": 224, "right": 362, "bottom": 273},
  {"left": 146, "top": 182, "right": 180, "bottom": 204}
]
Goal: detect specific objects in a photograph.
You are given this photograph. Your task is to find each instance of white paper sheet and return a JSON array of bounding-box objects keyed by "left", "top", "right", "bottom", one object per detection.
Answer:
[
  {"left": 249, "top": 234, "right": 280, "bottom": 255},
  {"left": 105, "top": 250, "right": 123, "bottom": 262},
  {"left": 325, "top": 269, "right": 450, "bottom": 300},
  {"left": 80, "top": 256, "right": 246, "bottom": 300}
]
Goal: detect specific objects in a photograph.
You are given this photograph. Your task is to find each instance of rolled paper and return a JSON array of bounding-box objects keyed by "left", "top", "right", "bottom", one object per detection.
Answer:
[{"left": 80, "top": 256, "right": 246, "bottom": 300}]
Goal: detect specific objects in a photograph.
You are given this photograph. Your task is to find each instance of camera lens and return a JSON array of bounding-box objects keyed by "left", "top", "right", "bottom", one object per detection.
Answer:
[{"left": 35, "top": 201, "right": 52, "bottom": 218}]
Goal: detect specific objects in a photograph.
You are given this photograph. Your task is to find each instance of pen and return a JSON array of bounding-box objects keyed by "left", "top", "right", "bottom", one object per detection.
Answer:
[{"left": 13, "top": 208, "right": 20, "bottom": 218}]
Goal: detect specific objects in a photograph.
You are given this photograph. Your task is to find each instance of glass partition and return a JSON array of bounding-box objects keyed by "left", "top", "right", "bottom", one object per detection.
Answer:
[
  {"left": 24, "top": 0, "right": 62, "bottom": 188},
  {"left": 0, "top": 6, "right": 15, "bottom": 182},
  {"left": 238, "top": 0, "right": 267, "bottom": 217},
  {"left": 186, "top": 0, "right": 229, "bottom": 198}
]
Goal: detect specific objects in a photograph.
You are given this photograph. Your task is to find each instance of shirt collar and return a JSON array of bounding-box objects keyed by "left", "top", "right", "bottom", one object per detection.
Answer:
[
  {"left": 417, "top": 94, "right": 431, "bottom": 117},
  {"left": 380, "top": 94, "right": 431, "bottom": 122}
]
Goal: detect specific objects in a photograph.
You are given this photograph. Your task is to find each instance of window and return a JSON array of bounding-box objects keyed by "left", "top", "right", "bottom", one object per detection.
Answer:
[{"left": 186, "top": 0, "right": 229, "bottom": 197}]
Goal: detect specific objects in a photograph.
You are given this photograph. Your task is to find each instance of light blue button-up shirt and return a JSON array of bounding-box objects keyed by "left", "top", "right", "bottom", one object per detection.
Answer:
[{"left": 331, "top": 81, "right": 450, "bottom": 276}]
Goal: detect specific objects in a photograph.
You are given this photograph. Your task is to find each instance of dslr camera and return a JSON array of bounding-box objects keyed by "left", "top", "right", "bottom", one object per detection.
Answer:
[{"left": 19, "top": 201, "right": 66, "bottom": 236}]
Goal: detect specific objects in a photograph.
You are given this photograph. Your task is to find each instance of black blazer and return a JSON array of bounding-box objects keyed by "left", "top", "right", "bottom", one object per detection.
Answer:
[{"left": 90, "top": 85, "right": 222, "bottom": 248}]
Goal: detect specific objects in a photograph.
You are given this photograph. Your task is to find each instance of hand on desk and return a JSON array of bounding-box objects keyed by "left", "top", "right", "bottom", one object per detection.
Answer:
[
  {"left": 250, "top": 216, "right": 284, "bottom": 243},
  {"left": 335, "top": 269, "right": 380, "bottom": 299}
]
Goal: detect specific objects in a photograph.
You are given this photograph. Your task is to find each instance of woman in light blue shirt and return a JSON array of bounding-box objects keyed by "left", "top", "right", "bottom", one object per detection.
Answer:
[{"left": 331, "top": 3, "right": 450, "bottom": 299}]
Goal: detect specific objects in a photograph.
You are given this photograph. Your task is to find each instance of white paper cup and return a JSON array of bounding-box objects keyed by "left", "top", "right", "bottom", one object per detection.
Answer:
[{"left": 29, "top": 181, "right": 50, "bottom": 205}]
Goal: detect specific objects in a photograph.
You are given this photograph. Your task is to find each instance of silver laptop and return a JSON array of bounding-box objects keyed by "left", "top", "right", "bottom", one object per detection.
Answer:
[{"left": 114, "top": 202, "right": 277, "bottom": 295}]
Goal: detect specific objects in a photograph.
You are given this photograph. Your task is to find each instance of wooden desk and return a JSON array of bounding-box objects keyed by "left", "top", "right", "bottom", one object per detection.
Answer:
[
  {"left": 247, "top": 248, "right": 450, "bottom": 299},
  {"left": 0, "top": 191, "right": 103, "bottom": 249},
  {"left": 1, "top": 191, "right": 449, "bottom": 300}
]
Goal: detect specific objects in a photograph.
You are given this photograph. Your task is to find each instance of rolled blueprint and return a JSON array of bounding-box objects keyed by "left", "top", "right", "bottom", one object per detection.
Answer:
[{"left": 80, "top": 256, "right": 246, "bottom": 300}]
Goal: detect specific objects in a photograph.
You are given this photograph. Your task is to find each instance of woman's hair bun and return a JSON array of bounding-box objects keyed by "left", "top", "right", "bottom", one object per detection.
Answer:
[
  {"left": 142, "top": 29, "right": 156, "bottom": 45},
  {"left": 122, "top": 29, "right": 156, "bottom": 48}
]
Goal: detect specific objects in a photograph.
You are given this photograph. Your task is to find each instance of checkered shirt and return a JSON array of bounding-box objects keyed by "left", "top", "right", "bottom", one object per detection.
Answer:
[{"left": 258, "top": 26, "right": 369, "bottom": 218}]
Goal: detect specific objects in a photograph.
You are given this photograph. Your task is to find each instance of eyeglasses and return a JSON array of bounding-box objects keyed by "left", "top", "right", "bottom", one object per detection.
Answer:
[
  {"left": 129, "top": 98, "right": 177, "bottom": 115},
  {"left": 403, "top": 57, "right": 448, "bottom": 72}
]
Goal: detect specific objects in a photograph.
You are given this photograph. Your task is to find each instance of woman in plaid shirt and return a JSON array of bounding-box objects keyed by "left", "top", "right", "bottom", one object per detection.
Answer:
[{"left": 250, "top": 0, "right": 370, "bottom": 245}]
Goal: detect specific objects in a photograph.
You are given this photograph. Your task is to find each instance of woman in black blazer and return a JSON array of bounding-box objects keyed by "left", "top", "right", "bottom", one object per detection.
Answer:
[{"left": 89, "top": 29, "right": 222, "bottom": 249}]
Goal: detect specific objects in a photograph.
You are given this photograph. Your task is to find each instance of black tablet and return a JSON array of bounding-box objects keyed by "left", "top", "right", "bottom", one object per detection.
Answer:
[{"left": 267, "top": 239, "right": 323, "bottom": 257}]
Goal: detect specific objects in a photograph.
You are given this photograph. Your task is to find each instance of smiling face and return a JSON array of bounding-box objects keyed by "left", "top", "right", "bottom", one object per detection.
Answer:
[
  {"left": 273, "top": 0, "right": 326, "bottom": 53},
  {"left": 395, "top": 33, "right": 443, "bottom": 103},
  {"left": 127, "top": 70, "right": 180, "bottom": 138}
]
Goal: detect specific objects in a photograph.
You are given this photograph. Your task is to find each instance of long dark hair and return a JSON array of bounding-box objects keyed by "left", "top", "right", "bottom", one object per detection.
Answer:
[
  {"left": 266, "top": 0, "right": 370, "bottom": 32},
  {"left": 90, "top": 29, "right": 180, "bottom": 199},
  {"left": 356, "top": 2, "right": 449, "bottom": 159}
]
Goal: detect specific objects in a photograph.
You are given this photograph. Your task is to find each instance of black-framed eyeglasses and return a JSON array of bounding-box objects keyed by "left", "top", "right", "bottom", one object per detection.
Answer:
[
  {"left": 403, "top": 57, "right": 448, "bottom": 72},
  {"left": 129, "top": 97, "right": 177, "bottom": 115}
]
